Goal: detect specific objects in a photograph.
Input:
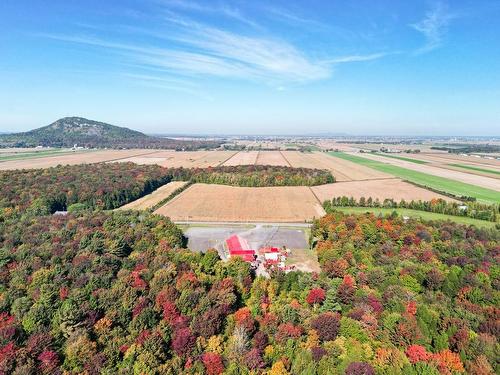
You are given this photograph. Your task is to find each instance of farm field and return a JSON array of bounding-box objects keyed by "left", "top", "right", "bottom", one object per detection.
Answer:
[
  {"left": 282, "top": 151, "right": 391, "bottom": 181},
  {"left": 154, "top": 183, "right": 326, "bottom": 222},
  {"left": 374, "top": 152, "right": 500, "bottom": 179},
  {"left": 0, "top": 149, "right": 156, "bottom": 170},
  {"left": 352, "top": 152, "right": 500, "bottom": 191},
  {"left": 222, "top": 151, "right": 259, "bottom": 165},
  {"left": 115, "top": 150, "right": 236, "bottom": 168},
  {"left": 117, "top": 181, "right": 188, "bottom": 210},
  {"left": 375, "top": 153, "right": 428, "bottom": 164},
  {"left": 409, "top": 152, "right": 500, "bottom": 168},
  {"left": 332, "top": 207, "right": 498, "bottom": 229},
  {"left": 330, "top": 152, "right": 500, "bottom": 204},
  {"left": 255, "top": 151, "right": 290, "bottom": 166},
  {"left": 0, "top": 148, "right": 80, "bottom": 161},
  {"left": 448, "top": 164, "right": 500, "bottom": 176},
  {"left": 312, "top": 179, "right": 455, "bottom": 203}
]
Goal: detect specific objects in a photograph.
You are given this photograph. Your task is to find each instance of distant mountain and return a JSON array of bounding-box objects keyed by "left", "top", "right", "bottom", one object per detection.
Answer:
[{"left": 0, "top": 117, "right": 221, "bottom": 150}]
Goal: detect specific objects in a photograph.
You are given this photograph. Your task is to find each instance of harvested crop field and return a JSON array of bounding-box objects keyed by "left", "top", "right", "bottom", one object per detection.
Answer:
[
  {"left": 255, "top": 151, "right": 290, "bottom": 166},
  {"left": 312, "top": 179, "right": 456, "bottom": 203},
  {"left": 222, "top": 151, "right": 259, "bottom": 166},
  {"left": 115, "top": 150, "right": 236, "bottom": 168},
  {"left": 117, "top": 181, "right": 188, "bottom": 210},
  {"left": 282, "top": 151, "right": 392, "bottom": 181},
  {"left": 0, "top": 149, "right": 156, "bottom": 170},
  {"left": 154, "top": 183, "right": 326, "bottom": 222}
]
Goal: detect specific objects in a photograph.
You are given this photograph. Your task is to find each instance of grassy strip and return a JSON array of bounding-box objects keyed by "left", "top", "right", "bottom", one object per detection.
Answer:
[
  {"left": 375, "top": 153, "right": 428, "bottom": 164},
  {"left": 0, "top": 149, "right": 85, "bottom": 161},
  {"left": 333, "top": 206, "right": 498, "bottom": 229},
  {"left": 449, "top": 163, "right": 500, "bottom": 176},
  {"left": 149, "top": 181, "right": 193, "bottom": 212},
  {"left": 328, "top": 152, "right": 500, "bottom": 204}
]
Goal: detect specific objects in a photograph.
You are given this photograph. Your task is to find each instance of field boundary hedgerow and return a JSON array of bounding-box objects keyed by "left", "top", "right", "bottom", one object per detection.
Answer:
[
  {"left": 328, "top": 207, "right": 498, "bottom": 228},
  {"left": 149, "top": 181, "right": 194, "bottom": 212}
]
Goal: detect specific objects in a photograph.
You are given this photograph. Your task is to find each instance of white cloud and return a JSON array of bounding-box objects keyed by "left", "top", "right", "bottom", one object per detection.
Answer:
[
  {"left": 38, "top": 7, "right": 390, "bottom": 89},
  {"left": 411, "top": 2, "right": 455, "bottom": 54},
  {"left": 324, "top": 53, "right": 390, "bottom": 64},
  {"left": 158, "top": 0, "right": 261, "bottom": 29}
]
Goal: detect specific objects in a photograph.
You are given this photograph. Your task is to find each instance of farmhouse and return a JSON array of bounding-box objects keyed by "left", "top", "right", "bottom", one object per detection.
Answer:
[{"left": 258, "top": 246, "right": 281, "bottom": 261}]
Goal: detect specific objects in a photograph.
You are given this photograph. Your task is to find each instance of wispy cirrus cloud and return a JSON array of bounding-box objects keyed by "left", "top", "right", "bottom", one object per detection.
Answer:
[
  {"left": 158, "top": 0, "right": 261, "bottom": 29},
  {"left": 38, "top": 6, "right": 390, "bottom": 92},
  {"left": 411, "top": 2, "right": 455, "bottom": 54},
  {"left": 324, "top": 53, "right": 392, "bottom": 64}
]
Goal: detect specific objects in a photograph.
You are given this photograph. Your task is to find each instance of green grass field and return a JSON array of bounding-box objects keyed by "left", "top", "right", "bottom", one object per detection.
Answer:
[
  {"left": 375, "top": 153, "right": 428, "bottom": 164},
  {"left": 449, "top": 163, "right": 500, "bottom": 176},
  {"left": 328, "top": 152, "right": 500, "bottom": 204},
  {"left": 333, "top": 207, "right": 497, "bottom": 228},
  {"left": 0, "top": 149, "right": 83, "bottom": 162}
]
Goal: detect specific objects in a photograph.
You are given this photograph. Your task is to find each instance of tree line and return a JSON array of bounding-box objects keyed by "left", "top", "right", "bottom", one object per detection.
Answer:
[
  {"left": 323, "top": 196, "right": 499, "bottom": 222},
  {"left": 0, "top": 163, "right": 334, "bottom": 221}
]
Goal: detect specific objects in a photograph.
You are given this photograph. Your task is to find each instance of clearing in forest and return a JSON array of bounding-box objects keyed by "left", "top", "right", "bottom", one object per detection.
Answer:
[{"left": 154, "top": 183, "right": 326, "bottom": 223}]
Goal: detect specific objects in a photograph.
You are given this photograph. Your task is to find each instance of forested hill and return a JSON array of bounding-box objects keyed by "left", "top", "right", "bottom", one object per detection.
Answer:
[{"left": 0, "top": 117, "right": 221, "bottom": 150}]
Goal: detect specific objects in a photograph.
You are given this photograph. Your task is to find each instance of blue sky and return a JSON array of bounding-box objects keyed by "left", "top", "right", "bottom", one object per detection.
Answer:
[{"left": 1, "top": 0, "right": 499, "bottom": 135}]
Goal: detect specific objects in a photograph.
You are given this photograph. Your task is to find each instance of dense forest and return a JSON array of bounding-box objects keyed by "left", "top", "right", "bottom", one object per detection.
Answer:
[
  {"left": 0, "top": 164, "right": 334, "bottom": 219},
  {"left": 0, "top": 159, "right": 497, "bottom": 374},
  {"left": 324, "top": 196, "right": 499, "bottom": 222},
  {"left": 186, "top": 165, "right": 334, "bottom": 187},
  {"left": 0, "top": 208, "right": 498, "bottom": 373},
  {"left": 0, "top": 117, "right": 221, "bottom": 150}
]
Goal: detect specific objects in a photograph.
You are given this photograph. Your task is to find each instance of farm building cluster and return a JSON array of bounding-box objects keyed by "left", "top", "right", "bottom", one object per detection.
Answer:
[{"left": 225, "top": 234, "right": 292, "bottom": 272}]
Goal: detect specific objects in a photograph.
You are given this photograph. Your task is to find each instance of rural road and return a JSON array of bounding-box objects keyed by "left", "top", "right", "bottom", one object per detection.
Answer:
[{"left": 175, "top": 220, "right": 312, "bottom": 228}]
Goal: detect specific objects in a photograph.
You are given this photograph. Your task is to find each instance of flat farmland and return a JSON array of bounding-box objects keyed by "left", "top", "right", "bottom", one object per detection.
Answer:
[
  {"left": 312, "top": 179, "right": 455, "bottom": 203},
  {"left": 410, "top": 152, "right": 500, "bottom": 168},
  {"left": 255, "top": 151, "right": 290, "bottom": 166},
  {"left": 222, "top": 151, "right": 259, "bottom": 166},
  {"left": 116, "top": 150, "right": 236, "bottom": 168},
  {"left": 351, "top": 152, "right": 500, "bottom": 192},
  {"left": 117, "top": 181, "right": 188, "bottom": 210},
  {"left": 154, "top": 183, "right": 326, "bottom": 222},
  {"left": 0, "top": 149, "right": 156, "bottom": 170},
  {"left": 190, "top": 151, "right": 236, "bottom": 167},
  {"left": 332, "top": 152, "right": 500, "bottom": 204},
  {"left": 443, "top": 164, "right": 500, "bottom": 179},
  {"left": 282, "top": 151, "right": 392, "bottom": 181},
  {"left": 374, "top": 152, "right": 500, "bottom": 179}
]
